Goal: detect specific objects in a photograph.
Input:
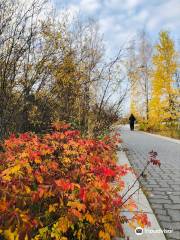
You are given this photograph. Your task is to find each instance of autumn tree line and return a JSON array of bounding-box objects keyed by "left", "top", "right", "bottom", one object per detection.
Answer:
[
  {"left": 1, "top": 0, "right": 179, "bottom": 139},
  {"left": 0, "top": 0, "right": 127, "bottom": 139},
  {"left": 128, "top": 31, "right": 180, "bottom": 133}
]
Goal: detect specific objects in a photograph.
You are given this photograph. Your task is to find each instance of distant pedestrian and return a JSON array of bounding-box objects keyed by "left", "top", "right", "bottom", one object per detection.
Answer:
[{"left": 129, "top": 114, "right": 136, "bottom": 131}]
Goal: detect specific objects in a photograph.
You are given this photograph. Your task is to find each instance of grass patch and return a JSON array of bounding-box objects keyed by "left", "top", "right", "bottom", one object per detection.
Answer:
[{"left": 154, "top": 129, "right": 180, "bottom": 140}]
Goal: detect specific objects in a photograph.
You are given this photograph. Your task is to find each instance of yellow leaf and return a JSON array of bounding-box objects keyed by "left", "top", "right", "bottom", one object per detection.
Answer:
[
  {"left": 4, "top": 229, "right": 19, "bottom": 240},
  {"left": 67, "top": 201, "right": 86, "bottom": 212},
  {"left": 25, "top": 186, "right": 31, "bottom": 194},
  {"left": 99, "top": 230, "right": 111, "bottom": 240},
  {"left": 85, "top": 213, "right": 95, "bottom": 224},
  {"left": 48, "top": 203, "right": 58, "bottom": 213},
  {"left": 57, "top": 217, "right": 71, "bottom": 233},
  {"left": 34, "top": 157, "right": 41, "bottom": 164},
  {"left": 0, "top": 200, "right": 8, "bottom": 212},
  {"left": 104, "top": 223, "right": 116, "bottom": 236},
  {"left": 1, "top": 165, "right": 21, "bottom": 181},
  {"left": 102, "top": 213, "right": 113, "bottom": 223}
]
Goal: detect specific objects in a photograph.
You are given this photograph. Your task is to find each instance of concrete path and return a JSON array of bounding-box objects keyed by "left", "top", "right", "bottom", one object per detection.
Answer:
[
  {"left": 119, "top": 125, "right": 180, "bottom": 240},
  {"left": 116, "top": 150, "right": 166, "bottom": 240}
]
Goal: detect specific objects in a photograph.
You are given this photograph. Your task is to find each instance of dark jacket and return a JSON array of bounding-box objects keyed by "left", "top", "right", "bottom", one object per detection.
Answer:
[{"left": 129, "top": 114, "right": 136, "bottom": 123}]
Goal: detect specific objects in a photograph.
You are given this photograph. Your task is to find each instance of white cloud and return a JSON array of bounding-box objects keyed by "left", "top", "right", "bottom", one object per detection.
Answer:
[
  {"left": 57, "top": 3, "right": 80, "bottom": 24},
  {"left": 135, "top": 9, "right": 149, "bottom": 22},
  {"left": 54, "top": 0, "right": 180, "bottom": 58},
  {"left": 80, "top": 0, "right": 101, "bottom": 13},
  {"left": 99, "top": 15, "right": 136, "bottom": 58},
  {"left": 146, "top": 0, "right": 180, "bottom": 31},
  {"left": 65, "top": 4, "right": 79, "bottom": 18},
  {"left": 99, "top": 16, "right": 116, "bottom": 33},
  {"left": 105, "top": 0, "right": 143, "bottom": 11},
  {"left": 57, "top": 0, "right": 101, "bottom": 21},
  {"left": 126, "top": 0, "right": 143, "bottom": 9}
]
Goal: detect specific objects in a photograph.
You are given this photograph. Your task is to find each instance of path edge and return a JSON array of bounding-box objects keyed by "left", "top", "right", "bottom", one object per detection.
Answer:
[
  {"left": 138, "top": 130, "right": 180, "bottom": 144},
  {"left": 115, "top": 146, "right": 167, "bottom": 240}
]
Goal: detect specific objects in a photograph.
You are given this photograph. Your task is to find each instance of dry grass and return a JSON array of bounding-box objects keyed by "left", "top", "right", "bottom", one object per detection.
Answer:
[{"left": 155, "top": 129, "right": 180, "bottom": 140}]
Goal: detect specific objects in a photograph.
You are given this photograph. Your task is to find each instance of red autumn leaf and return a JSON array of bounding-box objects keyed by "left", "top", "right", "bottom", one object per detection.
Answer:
[
  {"left": 149, "top": 157, "right": 161, "bottom": 167},
  {"left": 55, "top": 179, "right": 74, "bottom": 191},
  {"left": 69, "top": 208, "right": 82, "bottom": 219},
  {"left": 64, "top": 130, "right": 80, "bottom": 138},
  {"left": 34, "top": 171, "right": 43, "bottom": 183},
  {"left": 19, "top": 133, "right": 31, "bottom": 141},
  {"left": 0, "top": 200, "right": 8, "bottom": 212},
  {"left": 134, "top": 213, "right": 151, "bottom": 227},
  {"left": 79, "top": 187, "right": 87, "bottom": 202},
  {"left": 112, "top": 196, "right": 122, "bottom": 207},
  {"left": 40, "top": 165, "right": 48, "bottom": 173},
  {"left": 38, "top": 187, "right": 45, "bottom": 198},
  {"left": 48, "top": 161, "right": 59, "bottom": 170},
  {"left": 94, "top": 166, "right": 116, "bottom": 177}
]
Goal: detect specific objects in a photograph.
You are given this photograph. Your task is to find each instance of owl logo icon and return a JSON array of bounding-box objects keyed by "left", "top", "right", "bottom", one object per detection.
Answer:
[{"left": 135, "top": 227, "right": 144, "bottom": 235}]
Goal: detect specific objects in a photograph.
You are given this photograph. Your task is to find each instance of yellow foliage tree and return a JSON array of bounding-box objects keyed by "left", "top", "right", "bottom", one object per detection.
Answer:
[{"left": 149, "top": 31, "right": 179, "bottom": 130}]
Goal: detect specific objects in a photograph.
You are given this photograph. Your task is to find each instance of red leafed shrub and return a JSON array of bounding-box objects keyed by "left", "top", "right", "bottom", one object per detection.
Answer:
[
  {"left": 0, "top": 123, "right": 150, "bottom": 240},
  {"left": 148, "top": 150, "right": 161, "bottom": 167}
]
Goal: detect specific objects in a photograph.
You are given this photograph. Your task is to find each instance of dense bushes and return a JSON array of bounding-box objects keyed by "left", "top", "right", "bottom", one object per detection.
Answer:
[
  {"left": 0, "top": 0, "right": 126, "bottom": 139},
  {"left": 0, "top": 123, "right": 150, "bottom": 240}
]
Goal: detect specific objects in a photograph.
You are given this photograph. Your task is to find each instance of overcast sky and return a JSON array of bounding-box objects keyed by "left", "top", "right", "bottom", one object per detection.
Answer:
[
  {"left": 52, "top": 0, "right": 180, "bottom": 114},
  {"left": 53, "top": 0, "right": 180, "bottom": 58}
]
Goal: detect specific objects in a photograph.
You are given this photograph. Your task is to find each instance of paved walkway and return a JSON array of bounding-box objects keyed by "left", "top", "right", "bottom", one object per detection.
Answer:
[{"left": 119, "top": 125, "right": 180, "bottom": 240}]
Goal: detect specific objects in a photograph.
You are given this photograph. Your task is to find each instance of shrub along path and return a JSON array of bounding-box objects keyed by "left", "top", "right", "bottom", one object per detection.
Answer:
[{"left": 119, "top": 125, "right": 180, "bottom": 240}]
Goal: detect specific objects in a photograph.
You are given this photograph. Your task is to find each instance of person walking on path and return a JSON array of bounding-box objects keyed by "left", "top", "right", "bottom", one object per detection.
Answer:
[{"left": 129, "top": 114, "right": 136, "bottom": 131}]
